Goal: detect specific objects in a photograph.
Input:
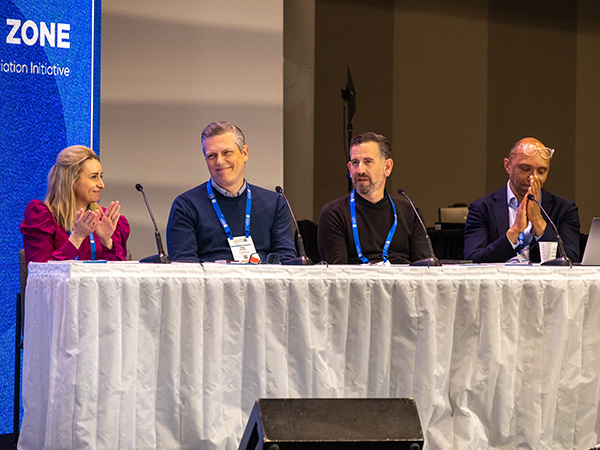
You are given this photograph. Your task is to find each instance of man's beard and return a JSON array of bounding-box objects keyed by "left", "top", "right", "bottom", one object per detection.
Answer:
[{"left": 353, "top": 174, "right": 378, "bottom": 196}]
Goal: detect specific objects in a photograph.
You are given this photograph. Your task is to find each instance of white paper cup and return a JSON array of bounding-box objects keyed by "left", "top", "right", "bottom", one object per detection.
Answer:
[{"left": 539, "top": 241, "right": 558, "bottom": 262}]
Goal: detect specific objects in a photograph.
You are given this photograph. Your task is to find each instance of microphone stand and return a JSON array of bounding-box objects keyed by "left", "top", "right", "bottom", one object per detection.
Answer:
[
  {"left": 526, "top": 194, "right": 571, "bottom": 267},
  {"left": 136, "top": 183, "right": 171, "bottom": 264},
  {"left": 398, "top": 189, "right": 441, "bottom": 267},
  {"left": 276, "top": 186, "right": 313, "bottom": 265},
  {"left": 342, "top": 66, "right": 356, "bottom": 193}
]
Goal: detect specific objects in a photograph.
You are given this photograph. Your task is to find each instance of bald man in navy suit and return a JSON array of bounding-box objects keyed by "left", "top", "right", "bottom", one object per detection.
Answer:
[{"left": 464, "top": 138, "right": 580, "bottom": 263}]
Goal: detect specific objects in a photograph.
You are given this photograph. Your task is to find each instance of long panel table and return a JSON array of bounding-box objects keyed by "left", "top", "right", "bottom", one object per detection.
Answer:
[{"left": 18, "top": 262, "right": 600, "bottom": 450}]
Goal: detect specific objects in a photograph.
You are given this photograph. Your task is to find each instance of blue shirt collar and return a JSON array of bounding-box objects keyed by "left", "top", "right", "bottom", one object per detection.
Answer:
[{"left": 506, "top": 181, "right": 518, "bottom": 208}]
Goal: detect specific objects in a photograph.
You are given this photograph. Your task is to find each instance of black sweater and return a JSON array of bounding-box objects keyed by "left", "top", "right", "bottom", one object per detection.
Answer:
[{"left": 317, "top": 191, "right": 429, "bottom": 264}]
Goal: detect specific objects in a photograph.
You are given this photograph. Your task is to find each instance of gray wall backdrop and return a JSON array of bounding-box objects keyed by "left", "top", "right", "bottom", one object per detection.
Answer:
[
  {"left": 101, "top": 0, "right": 600, "bottom": 260},
  {"left": 100, "top": 0, "right": 284, "bottom": 261},
  {"left": 300, "top": 0, "right": 600, "bottom": 235}
]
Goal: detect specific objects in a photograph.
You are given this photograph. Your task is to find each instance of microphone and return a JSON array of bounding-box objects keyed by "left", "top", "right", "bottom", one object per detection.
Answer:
[
  {"left": 265, "top": 253, "right": 280, "bottom": 265},
  {"left": 398, "top": 189, "right": 441, "bottom": 267},
  {"left": 136, "top": 184, "right": 171, "bottom": 264},
  {"left": 275, "top": 186, "right": 313, "bottom": 265},
  {"left": 526, "top": 194, "right": 571, "bottom": 267}
]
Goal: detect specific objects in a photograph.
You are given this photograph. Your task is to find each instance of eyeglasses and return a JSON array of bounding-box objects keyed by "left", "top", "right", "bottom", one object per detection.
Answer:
[
  {"left": 519, "top": 146, "right": 555, "bottom": 160},
  {"left": 539, "top": 147, "right": 554, "bottom": 160}
]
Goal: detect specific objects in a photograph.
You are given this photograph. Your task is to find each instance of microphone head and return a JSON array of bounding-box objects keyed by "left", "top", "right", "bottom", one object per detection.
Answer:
[
  {"left": 397, "top": 188, "right": 405, "bottom": 195},
  {"left": 527, "top": 194, "right": 536, "bottom": 201},
  {"left": 275, "top": 186, "right": 283, "bottom": 194},
  {"left": 136, "top": 183, "right": 144, "bottom": 192},
  {"left": 265, "top": 253, "right": 280, "bottom": 264}
]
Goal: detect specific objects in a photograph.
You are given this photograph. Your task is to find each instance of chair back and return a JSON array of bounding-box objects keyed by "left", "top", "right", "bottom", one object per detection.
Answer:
[
  {"left": 18, "top": 249, "right": 27, "bottom": 334},
  {"left": 297, "top": 219, "right": 321, "bottom": 263},
  {"left": 19, "top": 249, "right": 27, "bottom": 296}
]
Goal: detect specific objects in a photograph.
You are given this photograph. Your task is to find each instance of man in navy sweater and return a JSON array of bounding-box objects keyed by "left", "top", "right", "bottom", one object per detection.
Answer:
[{"left": 166, "top": 121, "right": 296, "bottom": 263}]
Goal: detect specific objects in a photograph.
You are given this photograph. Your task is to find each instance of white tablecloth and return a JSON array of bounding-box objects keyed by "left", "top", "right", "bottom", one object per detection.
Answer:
[{"left": 18, "top": 262, "right": 600, "bottom": 450}]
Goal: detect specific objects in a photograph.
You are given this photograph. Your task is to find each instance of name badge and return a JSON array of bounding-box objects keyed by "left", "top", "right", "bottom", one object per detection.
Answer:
[
  {"left": 228, "top": 236, "right": 257, "bottom": 262},
  {"left": 517, "top": 247, "right": 530, "bottom": 263},
  {"left": 371, "top": 260, "right": 392, "bottom": 267}
]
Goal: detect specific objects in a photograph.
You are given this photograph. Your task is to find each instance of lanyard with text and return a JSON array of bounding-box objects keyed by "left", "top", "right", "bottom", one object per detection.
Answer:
[
  {"left": 350, "top": 189, "right": 397, "bottom": 264},
  {"left": 89, "top": 233, "right": 96, "bottom": 260},
  {"left": 207, "top": 182, "right": 252, "bottom": 239}
]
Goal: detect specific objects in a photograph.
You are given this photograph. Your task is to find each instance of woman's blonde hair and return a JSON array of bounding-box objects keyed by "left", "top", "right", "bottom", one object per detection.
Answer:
[{"left": 45, "top": 145, "right": 101, "bottom": 231}]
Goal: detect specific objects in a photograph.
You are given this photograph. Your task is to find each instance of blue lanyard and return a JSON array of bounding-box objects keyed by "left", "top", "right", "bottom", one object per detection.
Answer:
[
  {"left": 350, "top": 189, "right": 397, "bottom": 264},
  {"left": 68, "top": 232, "right": 96, "bottom": 260},
  {"left": 207, "top": 182, "right": 251, "bottom": 239},
  {"left": 89, "top": 233, "right": 96, "bottom": 260}
]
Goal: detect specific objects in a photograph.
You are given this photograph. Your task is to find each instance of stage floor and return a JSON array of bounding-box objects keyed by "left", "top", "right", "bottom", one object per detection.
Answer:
[{"left": 0, "top": 434, "right": 16, "bottom": 449}]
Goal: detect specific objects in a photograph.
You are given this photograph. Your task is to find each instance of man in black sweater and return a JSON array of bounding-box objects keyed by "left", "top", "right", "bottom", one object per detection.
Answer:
[{"left": 317, "top": 132, "right": 429, "bottom": 265}]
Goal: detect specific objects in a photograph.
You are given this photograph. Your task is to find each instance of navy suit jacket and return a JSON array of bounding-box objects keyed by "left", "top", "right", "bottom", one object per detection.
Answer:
[{"left": 464, "top": 186, "right": 581, "bottom": 263}]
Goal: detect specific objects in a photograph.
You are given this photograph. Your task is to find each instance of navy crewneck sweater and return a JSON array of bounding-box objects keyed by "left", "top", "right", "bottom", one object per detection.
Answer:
[{"left": 167, "top": 182, "right": 296, "bottom": 262}]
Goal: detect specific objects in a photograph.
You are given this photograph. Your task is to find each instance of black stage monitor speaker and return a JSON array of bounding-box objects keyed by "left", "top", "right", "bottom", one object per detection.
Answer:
[{"left": 238, "top": 398, "right": 424, "bottom": 450}]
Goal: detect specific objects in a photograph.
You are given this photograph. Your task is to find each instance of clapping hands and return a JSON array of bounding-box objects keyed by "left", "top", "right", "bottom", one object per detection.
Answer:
[
  {"left": 70, "top": 201, "right": 121, "bottom": 249},
  {"left": 95, "top": 201, "right": 121, "bottom": 248}
]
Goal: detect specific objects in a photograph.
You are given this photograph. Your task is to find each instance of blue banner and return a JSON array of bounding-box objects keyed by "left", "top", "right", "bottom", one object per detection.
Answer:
[{"left": 0, "top": 0, "right": 101, "bottom": 433}]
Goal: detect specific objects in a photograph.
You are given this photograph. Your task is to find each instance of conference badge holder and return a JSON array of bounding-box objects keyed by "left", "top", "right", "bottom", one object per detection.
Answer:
[
  {"left": 517, "top": 248, "right": 530, "bottom": 263},
  {"left": 229, "top": 236, "right": 257, "bottom": 263}
]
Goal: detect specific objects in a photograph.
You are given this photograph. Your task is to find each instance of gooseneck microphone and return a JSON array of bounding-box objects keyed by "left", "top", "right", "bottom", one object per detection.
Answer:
[
  {"left": 526, "top": 193, "right": 571, "bottom": 267},
  {"left": 276, "top": 186, "right": 313, "bottom": 265},
  {"left": 136, "top": 184, "right": 171, "bottom": 264},
  {"left": 398, "top": 189, "right": 441, "bottom": 267}
]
